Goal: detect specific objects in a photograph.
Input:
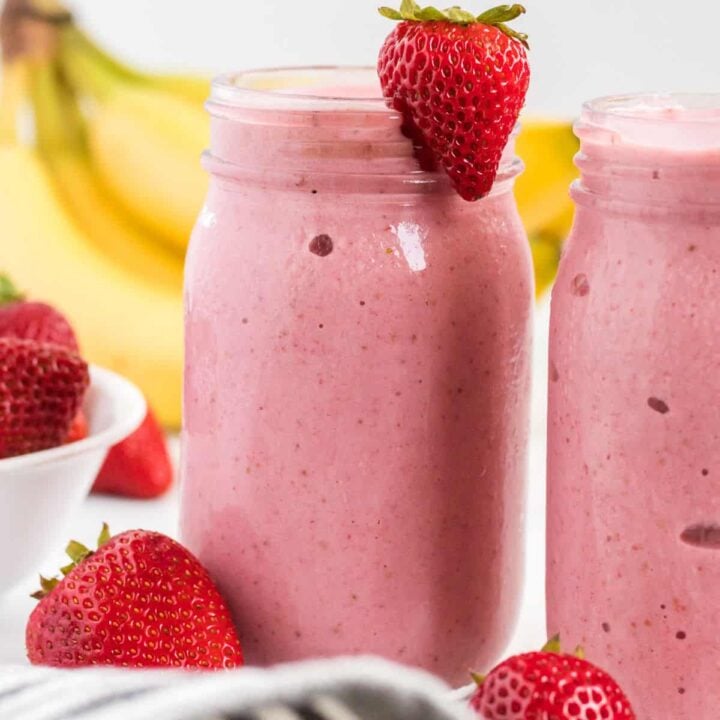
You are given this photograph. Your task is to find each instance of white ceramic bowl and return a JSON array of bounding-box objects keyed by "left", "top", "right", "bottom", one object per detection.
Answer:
[{"left": 0, "top": 366, "right": 146, "bottom": 595}]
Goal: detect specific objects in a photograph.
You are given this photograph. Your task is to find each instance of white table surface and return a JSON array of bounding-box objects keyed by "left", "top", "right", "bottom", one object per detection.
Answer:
[{"left": 0, "top": 301, "right": 551, "bottom": 667}]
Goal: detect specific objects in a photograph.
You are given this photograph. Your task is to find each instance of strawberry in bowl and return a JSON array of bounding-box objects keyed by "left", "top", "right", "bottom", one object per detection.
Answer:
[
  {"left": 0, "top": 277, "right": 147, "bottom": 594},
  {"left": 0, "top": 337, "right": 89, "bottom": 459}
]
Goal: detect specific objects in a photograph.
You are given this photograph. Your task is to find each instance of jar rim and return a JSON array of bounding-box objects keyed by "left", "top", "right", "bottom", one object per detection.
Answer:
[
  {"left": 582, "top": 93, "right": 720, "bottom": 125},
  {"left": 578, "top": 93, "right": 720, "bottom": 153},
  {"left": 207, "top": 65, "right": 523, "bottom": 193},
  {"left": 211, "top": 66, "right": 394, "bottom": 112}
]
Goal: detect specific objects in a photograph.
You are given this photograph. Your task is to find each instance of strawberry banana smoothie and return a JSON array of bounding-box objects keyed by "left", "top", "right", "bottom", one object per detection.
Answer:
[
  {"left": 547, "top": 94, "right": 720, "bottom": 718},
  {"left": 181, "top": 66, "right": 532, "bottom": 684}
]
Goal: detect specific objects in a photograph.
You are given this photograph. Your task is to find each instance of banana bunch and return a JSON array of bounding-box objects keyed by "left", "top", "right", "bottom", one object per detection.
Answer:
[
  {"left": 0, "top": 2, "right": 577, "bottom": 429},
  {"left": 0, "top": 3, "right": 191, "bottom": 428}
]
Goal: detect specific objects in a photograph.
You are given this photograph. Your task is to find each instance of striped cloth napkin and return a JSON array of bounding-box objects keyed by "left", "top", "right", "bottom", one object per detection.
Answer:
[{"left": 0, "top": 656, "right": 475, "bottom": 720}]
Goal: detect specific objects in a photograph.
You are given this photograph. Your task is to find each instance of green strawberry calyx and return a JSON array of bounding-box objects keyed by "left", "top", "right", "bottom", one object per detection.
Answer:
[
  {"left": 470, "top": 635, "right": 586, "bottom": 687},
  {"left": 31, "top": 523, "right": 112, "bottom": 600},
  {"left": 0, "top": 274, "right": 25, "bottom": 305},
  {"left": 379, "top": 1, "right": 529, "bottom": 48}
]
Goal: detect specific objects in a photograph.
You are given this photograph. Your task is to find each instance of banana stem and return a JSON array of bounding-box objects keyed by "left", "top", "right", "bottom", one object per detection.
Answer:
[{"left": 0, "top": 61, "right": 27, "bottom": 144}]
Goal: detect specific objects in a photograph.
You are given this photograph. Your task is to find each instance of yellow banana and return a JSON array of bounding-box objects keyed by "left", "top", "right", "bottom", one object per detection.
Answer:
[
  {"left": 539, "top": 201, "right": 576, "bottom": 241},
  {"left": 59, "top": 27, "right": 208, "bottom": 255},
  {"left": 61, "top": 24, "right": 211, "bottom": 105},
  {"left": 29, "top": 61, "right": 184, "bottom": 291},
  {"left": 0, "top": 63, "right": 182, "bottom": 427},
  {"left": 528, "top": 203, "right": 576, "bottom": 297},
  {"left": 0, "top": 62, "right": 25, "bottom": 142},
  {"left": 515, "top": 117, "right": 579, "bottom": 295},
  {"left": 529, "top": 233, "right": 562, "bottom": 298},
  {"left": 0, "top": 144, "right": 183, "bottom": 428},
  {"left": 58, "top": 26, "right": 307, "bottom": 101},
  {"left": 86, "top": 87, "right": 207, "bottom": 257},
  {"left": 515, "top": 117, "right": 578, "bottom": 238}
]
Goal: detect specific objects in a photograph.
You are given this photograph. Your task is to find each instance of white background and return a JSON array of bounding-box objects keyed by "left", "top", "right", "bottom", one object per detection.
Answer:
[{"left": 62, "top": 0, "right": 720, "bottom": 117}]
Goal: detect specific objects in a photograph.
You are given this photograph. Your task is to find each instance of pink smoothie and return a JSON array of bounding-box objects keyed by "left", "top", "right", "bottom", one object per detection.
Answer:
[
  {"left": 181, "top": 68, "right": 533, "bottom": 684},
  {"left": 548, "top": 95, "right": 720, "bottom": 718}
]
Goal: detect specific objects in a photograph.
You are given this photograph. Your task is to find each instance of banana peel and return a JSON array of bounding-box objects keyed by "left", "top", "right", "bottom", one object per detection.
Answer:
[
  {"left": 86, "top": 86, "right": 208, "bottom": 257},
  {"left": 515, "top": 116, "right": 579, "bottom": 238},
  {"left": 515, "top": 117, "right": 578, "bottom": 296},
  {"left": 0, "top": 145, "right": 183, "bottom": 428},
  {"left": 0, "top": 48, "right": 183, "bottom": 427},
  {"left": 58, "top": 28, "right": 208, "bottom": 256}
]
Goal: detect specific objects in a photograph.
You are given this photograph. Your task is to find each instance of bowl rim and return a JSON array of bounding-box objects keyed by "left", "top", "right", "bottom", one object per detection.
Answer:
[{"left": 0, "top": 365, "right": 147, "bottom": 473}]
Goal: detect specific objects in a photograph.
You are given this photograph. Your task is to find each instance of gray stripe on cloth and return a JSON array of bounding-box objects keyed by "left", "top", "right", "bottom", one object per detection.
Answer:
[
  {"left": 0, "top": 682, "right": 35, "bottom": 702},
  {"left": 53, "top": 687, "right": 163, "bottom": 720},
  {"left": 0, "top": 668, "right": 170, "bottom": 720},
  {"left": 0, "top": 657, "right": 474, "bottom": 720}
]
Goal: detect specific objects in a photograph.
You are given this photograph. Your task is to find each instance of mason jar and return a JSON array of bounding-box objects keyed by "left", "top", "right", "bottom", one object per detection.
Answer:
[
  {"left": 181, "top": 67, "right": 533, "bottom": 684},
  {"left": 548, "top": 94, "right": 720, "bottom": 718}
]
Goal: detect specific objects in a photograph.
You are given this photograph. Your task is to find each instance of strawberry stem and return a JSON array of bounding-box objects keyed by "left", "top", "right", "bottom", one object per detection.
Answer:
[
  {"left": 65, "top": 539, "right": 91, "bottom": 564},
  {"left": 542, "top": 634, "right": 562, "bottom": 654},
  {"left": 0, "top": 274, "right": 24, "bottom": 304},
  {"left": 470, "top": 671, "right": 486, "bottom": 686},
  {"left": 30, "top": 524, "right": 112, "bottom": 600},
  {"left": 98, "top": 522, "right": 111, "bottom": 547},
  {"left": 30, "top": 575, "right": 59, "bottom": 600},
  {"left": 476, "top": 4, "right": 525, "bottom": 23},
  {"left": 378, "top": 2, "right": 529, "bottom": 48}
]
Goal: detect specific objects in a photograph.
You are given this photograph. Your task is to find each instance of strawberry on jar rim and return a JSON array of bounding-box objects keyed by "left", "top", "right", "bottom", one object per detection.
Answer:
[
  {"left": 377, "top": 1, "right": 530, "bottom": 201},
  {"left": 470, "top": 637, "right": 637, "bottom": 720},
  {"left": 26, "top": 525, "right": 243, "bottom": 669}
]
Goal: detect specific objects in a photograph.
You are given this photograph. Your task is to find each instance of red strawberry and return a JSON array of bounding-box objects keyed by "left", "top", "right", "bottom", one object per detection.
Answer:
[
  {"left": 0, "top": 338, "right": 89, "bottom": 459},
  {"left": 470, "top": 638, "right": 636, "bottom": 720},
  {"left": 377, "top": 1, "right": 530, "bottom": 201},
  {"left": 26, "top": 525, "right": 243, "bottom": 669},
  {"left": 92, "top": 408, "right": 173, "bottom": 499},
  {"left": 65, "top": 411, "right": 89, "bottom": 444},
  {"left": 0, "top": 274, "right": 80, "bottom": 353}
]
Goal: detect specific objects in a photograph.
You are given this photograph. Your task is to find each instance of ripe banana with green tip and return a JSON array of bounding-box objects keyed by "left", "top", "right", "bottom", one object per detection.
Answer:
[
  {"left": 61, "top": 24, "right": 211, "bottom": 105},
  {"left": 30, "top": 60, "right": 185, "bottom": 291},
  {"left": 59, "top": 25, "right": 209, "bottom": 256}
]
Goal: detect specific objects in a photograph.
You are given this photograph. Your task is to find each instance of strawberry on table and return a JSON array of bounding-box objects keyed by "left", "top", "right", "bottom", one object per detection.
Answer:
[
  {"left": 0, "top": 337, "right": 89, "bottom": 459},
  {"left": 26, "top": 525, "right": 243, "bottom": 669},
  {"left": 470, "top": 637, "right": 636, "bottom": 720},
  {"left": 0, "top": 274, "right": 80, "bottom": 353},
  {"left": 377, "top": 1, "right": 530, "bottom": 201},
  {"left": 93, "top": 408, "right": 173, "bottom": 499}
]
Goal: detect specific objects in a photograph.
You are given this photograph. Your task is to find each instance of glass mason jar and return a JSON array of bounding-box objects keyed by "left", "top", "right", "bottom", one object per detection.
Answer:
[
  {"left": 547, "top": 94, "right": 720, "bottom": 718},
  {"left": 181, "top": 67, "right": 533, "bottom": 684}
]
